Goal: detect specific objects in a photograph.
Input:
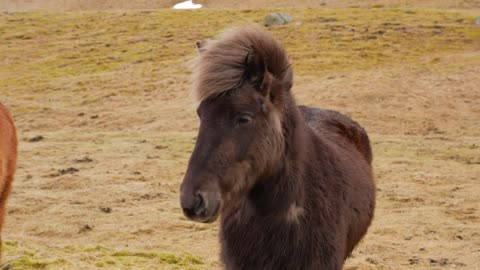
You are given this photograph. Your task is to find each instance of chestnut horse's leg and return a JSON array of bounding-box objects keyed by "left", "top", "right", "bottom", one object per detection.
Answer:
[{"left": 0, "top": 173, "right": 13, "bottom": 257}]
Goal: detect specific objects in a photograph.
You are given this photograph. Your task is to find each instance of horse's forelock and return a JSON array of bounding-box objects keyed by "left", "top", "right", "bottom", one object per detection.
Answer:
[{"left": 191, "top": 25, "right": 292, "bottom": 104}]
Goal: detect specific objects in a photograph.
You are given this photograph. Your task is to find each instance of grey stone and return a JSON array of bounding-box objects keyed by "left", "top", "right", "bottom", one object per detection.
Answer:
[{"left": 264, "top": 13, "right": 294, "bottom": 27}]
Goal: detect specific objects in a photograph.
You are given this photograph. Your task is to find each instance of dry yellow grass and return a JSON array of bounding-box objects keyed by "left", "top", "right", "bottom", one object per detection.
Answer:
[{"left": 0, "top": 3, "right": 479, "bottom": 270}]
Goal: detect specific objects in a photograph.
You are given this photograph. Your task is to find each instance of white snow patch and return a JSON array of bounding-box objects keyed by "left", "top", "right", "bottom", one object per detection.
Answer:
[{"left": 172, "top": 1, "right": 202, "bottom": 9}]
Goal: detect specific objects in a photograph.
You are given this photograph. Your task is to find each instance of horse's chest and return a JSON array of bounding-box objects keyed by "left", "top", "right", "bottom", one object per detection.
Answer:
[{"left": 220, "top": 217, "right": 312, "bottom": 270}]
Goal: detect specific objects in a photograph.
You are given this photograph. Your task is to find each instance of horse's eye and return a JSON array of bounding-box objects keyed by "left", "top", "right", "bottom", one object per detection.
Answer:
[{"left": 237, "top": 115, "right": 252, "bottom": 125}]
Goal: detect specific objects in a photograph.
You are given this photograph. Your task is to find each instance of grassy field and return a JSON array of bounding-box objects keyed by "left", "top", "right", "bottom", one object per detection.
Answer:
[
  {"left": 2, "top": 0, "right": 480, "bottom": 11},
  {"left": 0, "top": 3, "right": 479, "bottom": 270}
]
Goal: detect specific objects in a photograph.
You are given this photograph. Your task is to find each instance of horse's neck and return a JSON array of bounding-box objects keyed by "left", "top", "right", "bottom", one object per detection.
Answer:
[
  {"left": 247, "top": 104, "right": 310, "bottom": 220},
  {"left": 247, "top": 169, "right": 304, "bottom": 220}
]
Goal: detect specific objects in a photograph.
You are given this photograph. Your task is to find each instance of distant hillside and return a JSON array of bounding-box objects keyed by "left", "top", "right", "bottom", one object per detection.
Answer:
[
  {"left": 1, "top": 0, "right": 480, "bottom": 11},
  {"left": 1, "top": 0, "right": 175, "bottom": 11},
  {"left": 199, "top": 0, "right": 480, "bottom": 9}
]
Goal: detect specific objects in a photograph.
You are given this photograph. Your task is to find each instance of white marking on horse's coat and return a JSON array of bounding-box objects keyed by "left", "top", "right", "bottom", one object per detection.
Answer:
[{"left": 286, "top": 203, "right": 304, "bottom": 223}]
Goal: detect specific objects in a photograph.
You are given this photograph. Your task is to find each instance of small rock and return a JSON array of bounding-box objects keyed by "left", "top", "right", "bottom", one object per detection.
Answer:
[
  {"left": 99, "top": 207, "right": 112, "bottom": 213},
  {"left": 74, "top": 157, "right": 93, "bottom": 163},
  {"left": 430, "top": 258, "right": 448, "bottom": 266},
  {"left": 70, "top": 201, "right": 83, "bottom": 205},
  {"left": 90, "top": 115, "right": 99, "bottom": 119},
  {"left": 155, "top": 145, "right": 168, "bottom": 150},
  {"left": 318, "top": 17, "right": 337, "bottom": 23},
  {"left": 409, "top": 256, "right": 420, "bottom": 265},
  {"left": 79, "top": 224, "right": 93, "bottom": 233},
  {"left": 58, "top": 167, "right": 79, "bottom": 175},
  {"left": 78, "top": 112, "right": 85, "bottom": 116},
  {"left": 264, "top": 13, "right": 294, "bottom": 27},
  {"left": 475, "top": 17, "right": 480, "bottom": 25},
  {"left": 28, "top": 135, "right": 44, "bottom": 142},
  {"left": 139, "top": 193, "right": 164, "bottom": 200},
  {"left": 366, "top": 257, "right": 378, "bottom": 264}
]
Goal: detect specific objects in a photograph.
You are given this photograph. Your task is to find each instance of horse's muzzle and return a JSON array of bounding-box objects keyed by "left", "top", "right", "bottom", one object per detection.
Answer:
[{"left": 180, "top": 189, "right": 221, "bottom": 223}]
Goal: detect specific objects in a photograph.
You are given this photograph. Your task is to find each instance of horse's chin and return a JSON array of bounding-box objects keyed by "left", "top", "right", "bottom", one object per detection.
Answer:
[
  {"left": 198, "top": 202, "right": 221, "bottom": 223},
  {"left": 203, "top": 215, "right": 219, "bottom": 223}
]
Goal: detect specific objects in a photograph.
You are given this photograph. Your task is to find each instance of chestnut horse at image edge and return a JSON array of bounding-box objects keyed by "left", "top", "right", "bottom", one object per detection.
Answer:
[
  {"left": 0, "top": 103, "right": 17, "bottom": 258},
  {"left": 180, "top": 26, "right": 375, "bottom": 270}
]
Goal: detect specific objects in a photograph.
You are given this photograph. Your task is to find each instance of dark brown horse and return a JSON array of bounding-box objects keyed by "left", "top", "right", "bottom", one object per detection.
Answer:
[
  {"left": 0, "top": 102, "right": 17, "bottom": 258},
  {"left": 180, "top": 26, "right": 375, "bottom": 270}
]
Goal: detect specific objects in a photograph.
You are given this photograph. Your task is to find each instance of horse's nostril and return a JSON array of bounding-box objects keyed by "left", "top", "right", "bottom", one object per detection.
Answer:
[
  {"left": 182, "top": 206, "right": 195, "bottom": 218},
  {"left": 194, "top": 193, "right": 206, "bottom": 215},
  {"left": 183, "top": 193, "right": 206, "bottom": 218}
]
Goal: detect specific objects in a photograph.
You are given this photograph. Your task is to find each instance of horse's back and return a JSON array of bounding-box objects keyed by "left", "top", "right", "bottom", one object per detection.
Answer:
[{"left": 299, "top": 106, "right": 372, "bottom": 164}]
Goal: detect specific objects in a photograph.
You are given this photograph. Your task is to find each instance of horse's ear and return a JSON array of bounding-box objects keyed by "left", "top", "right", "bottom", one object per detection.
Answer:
[
  {"left": 196, "top": 39, "right": 212, "bottom": 54},
  {"left": 244, "top": 51, "right": 271, "bottom": 96},
  {"left": 195, "top": 41, "right": 206, "bottom": 54}
]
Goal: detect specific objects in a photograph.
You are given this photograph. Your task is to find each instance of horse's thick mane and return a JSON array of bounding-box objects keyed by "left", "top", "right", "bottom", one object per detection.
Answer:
[{"left": 192, "top": 25, "right": 292, "bottom": 103}]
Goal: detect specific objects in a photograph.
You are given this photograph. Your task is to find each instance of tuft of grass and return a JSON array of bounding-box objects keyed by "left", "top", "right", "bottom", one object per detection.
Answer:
[
  {"left": 158, "top": 253, "right": 180, "bottom": 264},
  {"left": 9, "top": 257, "right": 67, "bottom": 269},
  {"left": 2, "top": 242, "right": 208, "bottom": 270},
  {"left": 4, "top": 241, "right": 18, "bottom": 247},
  {"left": 84, "top": 245, "right": 110, "bottom": 252},
  {"left": 110, "top": 250, "right": 203, "bottom": 265},
  {"left": 112, "top": 251, "right": 159, "bottom": 259},
  {"left": 182, "top": 253, "right": 204, "bottom": 265},
  {"left": 104, "top": 260, "right": 116, "bottom": 265}
]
